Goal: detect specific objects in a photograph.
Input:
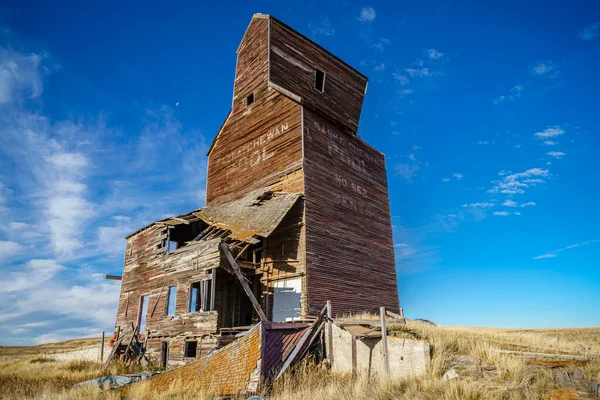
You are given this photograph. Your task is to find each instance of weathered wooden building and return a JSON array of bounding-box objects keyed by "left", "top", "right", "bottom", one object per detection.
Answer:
[{"left": 114, "top": 13, "right": 399, "bottom": 367}]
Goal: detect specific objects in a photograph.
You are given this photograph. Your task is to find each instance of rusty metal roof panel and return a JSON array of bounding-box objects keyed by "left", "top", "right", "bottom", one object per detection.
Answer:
[{"left": 193, "top": 188, "right": 301, "bottom": 242}]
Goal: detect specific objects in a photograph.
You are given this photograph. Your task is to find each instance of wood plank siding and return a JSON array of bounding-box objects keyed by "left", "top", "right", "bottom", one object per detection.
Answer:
[
  {"left": 114, "top": 14, "right": 399, "bottom": 367},
  {"left": 268, "top": 17, "right": 368, "bottom": 134},
  {"left": 302, "top": 109, "right": 399, "bottom": 315}
]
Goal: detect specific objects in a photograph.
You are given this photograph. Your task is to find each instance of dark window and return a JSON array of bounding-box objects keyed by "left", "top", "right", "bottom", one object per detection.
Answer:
[
  {"left": 184, "top": 341, "right": 197, "bottom": 358},
  {"left": 202, "top": 279, "right": 212, "bottom": 311},
  {"left": 160, "top": 341, "right": 168, "bottom": 368},
  {"left": 189, "top": 282, "right": 201, "bottom": 312},
  {"left": 166, "top": 286, "right": 177, "bottom": 316},
  {"left": 246, "top": 92, "right": 254, "bottom": 106},
  {"left": 314, "top": 69, "right": 326, "bottom": 92}
]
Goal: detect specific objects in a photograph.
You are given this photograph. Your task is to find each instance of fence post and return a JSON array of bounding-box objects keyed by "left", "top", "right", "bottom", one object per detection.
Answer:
[
  {"left": 100, "top": 331, "right": 105, "bottom": 362},
  {"left": 380, "top": 307, "right": 389, "bottom": 375},
  {"left": 327, "top": 300, "right": 333, "bottom": 366}
]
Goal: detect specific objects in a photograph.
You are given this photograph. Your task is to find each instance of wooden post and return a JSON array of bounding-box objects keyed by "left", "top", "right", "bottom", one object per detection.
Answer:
[
  {"left": 220, "top": 243, "right": 268, "bottom": 321},
  {"left": 327, "top": 300, "right": 333, "bottom": 366},
  {"left": 210, "top": 268, "right": 216, "bottom": 311},
  {"left": 100, "top": 331, "right": 105, "bottom": 362},
  {"left": 351, "top": 333, "right": 357, "bottom": 376},
  {"left": 380, "top": 306, "right": 390, "bottom": 375}
]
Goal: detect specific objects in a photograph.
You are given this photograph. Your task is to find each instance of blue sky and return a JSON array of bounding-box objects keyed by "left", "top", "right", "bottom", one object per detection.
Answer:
[{"left": 0, "top": 1, "right": 598, "bottom": 344}]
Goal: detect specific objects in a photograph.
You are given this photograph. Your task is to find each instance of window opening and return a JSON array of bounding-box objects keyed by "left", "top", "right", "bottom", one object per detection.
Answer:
[
  {"left": 189, "top": 282, "right": 201, "bottom": 312},
  {"left": 184, "top": 341, "right": 198, "bottom": 358},
  {"left": 314, "top": 68, "right": 326, "bottom": 92},
  {"left": 138, "top": 295, "right": 149, "bottom": 334},
  {"left": 246, "top": 92, "right": 254, "bottom": 106},
  {"left": 166, "top": 286, "right": 177, "bottom": 316}
]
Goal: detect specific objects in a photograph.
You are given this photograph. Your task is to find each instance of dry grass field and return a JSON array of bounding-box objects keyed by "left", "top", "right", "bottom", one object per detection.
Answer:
[{"left": 1, "top": 322, "right": 598, "bottom": 399}]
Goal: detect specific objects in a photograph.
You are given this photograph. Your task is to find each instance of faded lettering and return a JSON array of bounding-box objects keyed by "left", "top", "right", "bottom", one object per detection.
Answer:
[{"left": 222, "top": 122, "right": 289, "bottom": 166}]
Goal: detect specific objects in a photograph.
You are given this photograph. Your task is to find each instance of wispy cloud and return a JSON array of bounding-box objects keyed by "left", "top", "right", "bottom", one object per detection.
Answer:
[
  {"left": 493, "top": 211, "right": 521, "bottom": 216},
  {"left": 533, "top": 239, "right": 599, "bottom": 260},
  {"left": 425, "top": 48, "right": 443, "bottom": 59},
  {"left": 488, "top": 168, "right": 550, "bottom": 195},
  {"left": 309, "top": 17, "right": 335, "bottom": 37},
  {"left": 502, "top": 200, "right": 517, "bottom": 207},
  {"left": 547, "top": 151, "right": 566, "bottom": 158},
  {"left": 543, "top": 140, "right": 557, "bottom": 146},
  {"left": 374, "top": 63, "right": 385, "bottom": 71},
  {"left": 579, "top": 22, "right": 599, "bottom": 40},
  {"left": 358, "top": 6, "right": 376, "bottom": 22},
  {"left": 0, "top": 48, "right": 44, "bottom": 104},
  {"left": 395, "top": 163, "right": 420, "bottom": 183},
  {"left": 493, "top": 85, "right": 523, "bottom": 104},
  {"left": 453, "top": 173, "right": 463, "bottom": 180},
  {"left": 534, "top": 126, "right": 565, "bottom": 139},
  {"left": 530, "top": 61, "right": 560, "bottom": 78},
  {"left": 392, "top": 71, "right": 409, "bottom": 85},
  {"left": 463, "top": 202, "right": 494, "bottom": 208},
  {"left": 533, "top": 253, "right": 557, "bottom": 259}
]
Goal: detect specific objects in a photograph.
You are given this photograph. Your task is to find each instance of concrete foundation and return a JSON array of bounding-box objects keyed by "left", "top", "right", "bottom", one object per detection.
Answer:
[{"left": 331, "top": 324, "right": 430, "bottom": 378}]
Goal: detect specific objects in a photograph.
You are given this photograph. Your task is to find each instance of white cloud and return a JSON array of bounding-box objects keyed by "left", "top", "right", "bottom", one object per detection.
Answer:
[
  {"left": 547, "top": 151, "right": 566, "bottom": 158},
  {"left": 0, "top": 48, "right": 44, "bottom": 104},
  {"left": 579, "top": 22, "right": 599, "bottom": 40},
  {"left": 530, "top": 61, "right": 559, "bottom": 78},
  {"left": 442, "top": 178, "right": 450, "bottom": 182},
  {"left": 392, "top": 72, "right": 409, "bottom": 85},
  {"left": 502, "top": 200, "right": 517, "bottom": 207},
  {"left": 374, "top": 63, "right": 385, "bottom": 71},
  {"left": 463, "top": 202, "right": 494, "bottom": 208},
  {"left": 0, "top": 259, "right": 64, "bottom": 293},
  {"left": 0, "top": 240, "right": 21, "bottom": 260},
  {"left": 493, "top": 85, "right": 523, "bottom": 104},
  {"left": 520, "top": 201, "right": 536, "bottom": 207},
  {"left": 543, "top": 140, "right": 557, "bottom": 145},
  {"left": 395, "top": 163, "right": 419, "bottom": 182},
  {"left": 412, "top": 144, "right": 422, "bottom": 151},
  {"left": 404, "top": 67, "right": 432, "bottom": 77},
  {"left": 493, "top": 211, "right": 510, "bottom": 216},
  {"left": 489, "top": 168, "right": 549, "bottom": 195},
  {"left": 9, "top": 221, "right": 28, "bottom": 229},
  {"left": 534, "top": 126, "right": 565, "bottom": 139},
  {"left": 309, "top": 17, "right": 335, "bottom": 37},
  {"left": 425, "top": 48, "right": 443, "bottom": 59},
  {"left": 358, "top": 6, "right": 376, "bottom": 22},
  {"left": 533, "top": 253, "right": 557, "bottom": 259},
  {"left": 452, "top": 173, "right": 463, "bottom": 180}
]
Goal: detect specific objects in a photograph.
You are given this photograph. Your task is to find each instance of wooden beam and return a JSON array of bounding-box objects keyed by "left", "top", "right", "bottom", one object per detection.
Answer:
[
  {"left": 351, "top": 333, "right": 357, "bottom": 376},
  {"left": 380, "top": 306, "right": 390, "bottom": 375},
  {"left": 220, "top": 243, "right": 267, "bottom": 322},
  {"left": 210, "top": 268, "right": 216, "bottom": 311},
  {"left": 105, "top": 274, "right": 122, "bottom": 281},
  {"left": 100, "top": 332, "right": 105, "bottom": 362},
  {"left": 327, "top": 300, "right": 333, "bottom": 365}
]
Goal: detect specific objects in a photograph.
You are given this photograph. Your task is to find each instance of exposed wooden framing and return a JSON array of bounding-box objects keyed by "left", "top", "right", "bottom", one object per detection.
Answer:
[
  {"left": 235, "top": 243, "right": 251, "bottom": 261},
  {"left": 150, "top": 287, "right": 165, "bottom": 317},
  {"left": 351, "top": 333, "right": 357, "bottom": 376},
  {"left": 220, "top": 243, "right": 268, "bottom": 322},
  {"left": 380, "top": 306, "right": 389, "bottom": 375},
  {"left": 100, "top": 332, "right": 105, "bottom": 362},
  {"left": 327, "top": 300, "right": 333, "bottom": 365},
  {"left": 210, "top": 268, "right": 216, "bottom": 311},
  {"left": 105, "top": 274, "right": 122, "bottom": 281}
]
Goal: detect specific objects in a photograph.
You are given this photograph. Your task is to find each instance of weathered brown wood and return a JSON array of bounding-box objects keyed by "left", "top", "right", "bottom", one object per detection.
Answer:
[
  {"left": 220, "top": 242, "right": 268, "bottom": 322},
  {"left": 105, "top": 274, "right": 122, "bottom": 281},
  {"left": 380, "top": 307, "right": 390, "bottom": 375},
  {"left": 100, "top": 331, "right": 105, "bottom": 362},
  {"left": 327, "top": 300, "right": 333, "bottom": 365},
  {"left": 351, "top": 333, "right": 357, "bottom": 376}
]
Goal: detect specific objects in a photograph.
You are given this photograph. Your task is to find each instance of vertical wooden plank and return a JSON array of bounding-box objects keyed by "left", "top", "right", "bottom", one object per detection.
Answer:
[
  {"left": 100, "top": 331, "right": 105, "bottom": 362},
  {"left": 380, "top": 306, "right": 389, "bottom": 375},
  {"left": 351, "top": 333, "right": 357, "bottom": 376},
  {"left": 210, "top": 268, "right": 216, "bottom": 311},
  {"left": 327, "top": 300, "right": 333, "bottom": 365}
]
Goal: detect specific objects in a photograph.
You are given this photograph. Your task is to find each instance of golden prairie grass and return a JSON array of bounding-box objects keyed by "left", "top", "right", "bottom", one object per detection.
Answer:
[{"left": 0, "top": 324, "right": 598, "bottom": 399}]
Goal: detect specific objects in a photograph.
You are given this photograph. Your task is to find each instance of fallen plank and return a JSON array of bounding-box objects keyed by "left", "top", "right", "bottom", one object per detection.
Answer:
[{"left": 495, "top": 350, "right": 591, "bottom": 360}]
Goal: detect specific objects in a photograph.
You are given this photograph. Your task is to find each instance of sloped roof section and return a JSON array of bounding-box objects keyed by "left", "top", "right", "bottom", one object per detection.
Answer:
[{"left": 193, "top": 188, "right": 301, "bottom": 242}]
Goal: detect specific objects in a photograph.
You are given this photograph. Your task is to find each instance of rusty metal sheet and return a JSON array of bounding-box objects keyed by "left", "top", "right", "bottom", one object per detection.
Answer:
[{"left": 194, "top": 188, "right": 301, "bottom": 242}]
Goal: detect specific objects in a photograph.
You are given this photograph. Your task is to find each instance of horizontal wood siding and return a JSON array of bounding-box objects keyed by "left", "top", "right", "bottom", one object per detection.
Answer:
[
  {"left": 115, "top": 227, "right": 223, "bottom": 364},
  {"left": 269, "top": 18, "right": 367, "bottom": 133},
  {"left": 206, "top": 90, "right": 303, "bottom": 204},
  {"left": 302, "top": 109, "right": 399, "bottom": 316}
]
